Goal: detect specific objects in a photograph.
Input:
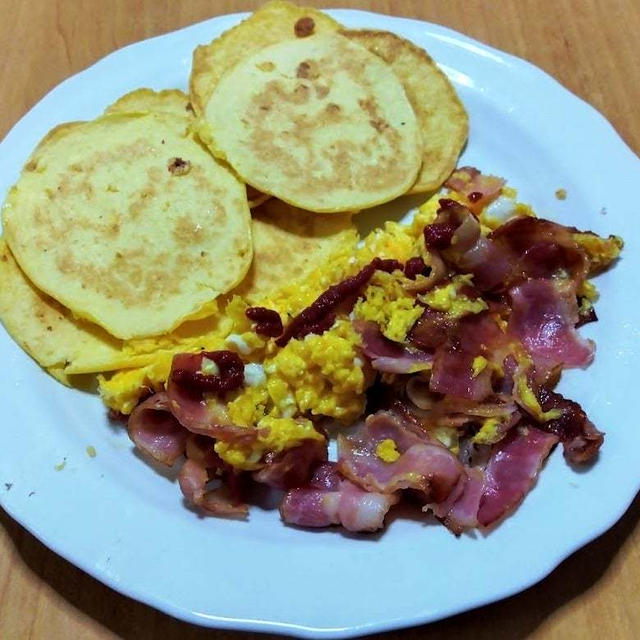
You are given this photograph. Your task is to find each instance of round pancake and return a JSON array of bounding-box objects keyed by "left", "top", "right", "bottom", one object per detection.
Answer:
[
  {"left": 341, "top": 29, "right": 468, "bottom": 194},
  {"left": 106, "top": 90, "right": 271, "bottom": 210},
  {"left": 0, "top": 237, "right": 135, "bottom": 382},
  {"left": 189, "top": 0, "right": 341, "bottom": 115},
  {"left": 233, "top": 198, "right": 357, "bottom": 304},
  {"left": 105, "top": 88, "right": 192, "bottom": 117},
  {"left": 202, "top": 33, "right": 422, "bottom": 213},
  {"left": 2, "top": 112, "right": 252, "bottom": 340}
]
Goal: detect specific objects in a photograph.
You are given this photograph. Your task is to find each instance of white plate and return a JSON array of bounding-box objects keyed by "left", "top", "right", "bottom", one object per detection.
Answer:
[{"left": 1, "top": 9, "right": 639, "bottom": 638}]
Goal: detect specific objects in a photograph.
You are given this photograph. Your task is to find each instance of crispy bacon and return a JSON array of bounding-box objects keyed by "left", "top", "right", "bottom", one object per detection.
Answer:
[
  {"left": 337, "top": 411, "right": 463, "bottom": 502},
  {"left": 454, "top": 235, "right": 512, "bottom": 291},
  {"left": 477, "top": 425, "right": 558, "bottom": 526},
  {"left": 184, "top": 433, "right": 224, "bottom": 469},
  {"left": 457, "top": 310, "right": 509, "bottom": 354},
  {"left": 280, "top": 463, "right": 398, "bottom": 532},
  {"left": 423, "top": 200, "right": 511, "bottom": 291},
  {"left": 127, "top": 392, "right": 187, "bottom": 465},
  {"left": 445, "top": 167, "right": 505, "bottom": 213},
  {"left": 253, "top": 439, "right": 328, "bottom": 490},
  {"left": 404, "top": 251, "right": 448, "bottom": 294},
  {"left": 166, "top": 353, "right": 257, "bottom": 445},
  {"left": 430, "top": 348, "right": 493, "bottom": 401},
  {"left": 424, "top": 202, "right": 591, "bottom": 294},
  {"left": 576, "top": 305, "right": 597, "bottom": 328},
  {"left": 355, "top": 320, "right": 432, "bottom": 373},
  {"left": 405, "top": 381, "right": 520, "bottom": 434},
  {"left": 507, "top": 279, "right": 594, "bottom": 373},
  {"left": 276, "top": 257, "right": 402, "bottom": 347},
  {"left": 536, "top": 387, "right": 604, "bottom": 464},
  {"left": 178, "top": 459, "right": 248, "bottom": 518},
  {"left": 443, "top": 467, "right": 485, "bottom": 533},
  {"left": 426, "top": 466, "right": 485, "bottom": 534},
  {"left": 418, "top": 310, "right": 509, "bottom": 402},
  {"left": 489, "top": 216, "right": 589, "bottom": 286},
  {"left": 407, "top": 307, "right": 454, "bottom": 351}
]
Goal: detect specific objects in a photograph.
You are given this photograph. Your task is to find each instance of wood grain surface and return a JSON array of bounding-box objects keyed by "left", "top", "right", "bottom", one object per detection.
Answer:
[{"left": 1, "top": 1, "right": 639, "bottom": 638}]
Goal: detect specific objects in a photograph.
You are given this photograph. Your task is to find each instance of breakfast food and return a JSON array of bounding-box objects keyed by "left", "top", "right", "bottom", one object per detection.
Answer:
[
  {"left": 0, "top": 3, "right": 623, "bottom": 538},
  {"left": 189, "top": 0, "right": 341, "bottom": 115},
  {"left": 341, "top": 29, "right": 469, "bottom": 193},
  {"left": 104, "top": 88, "right": 192, "bottom": 117},
  {"left": 201, "top": 32, "right": 423, "bottom": 213},
  {"left": 124, "top": 172, "right": 622, "bottom": 532},
  {"left": 2, "top": 112, "right": 252, "bottom": 339},
  {"left": 0, "top": 238, "right": 123, "bottom": 385},
  {"left": 234, "top": 198, "right": 357, "bottom": 304}
]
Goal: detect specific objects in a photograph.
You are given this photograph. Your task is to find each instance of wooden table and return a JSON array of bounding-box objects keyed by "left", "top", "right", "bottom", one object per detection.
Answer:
[{"left": 1, "top": 1, "right": 639, "bottom": 638}]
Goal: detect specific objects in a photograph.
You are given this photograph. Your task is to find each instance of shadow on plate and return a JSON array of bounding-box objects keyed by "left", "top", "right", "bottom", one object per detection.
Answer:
[{"left": 1, "top": 491, "right": 639, "bottom": 639}]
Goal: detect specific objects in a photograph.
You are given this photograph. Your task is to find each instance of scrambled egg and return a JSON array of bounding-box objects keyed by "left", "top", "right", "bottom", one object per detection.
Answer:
[
  {"left": 511, "top": 349, "right": 561, "bottom": 422},
  {"left": 375, "top": 438, "right": 400, "bottom": 463},
  {"left": 354, "top": 271, "right": 423, "bottom": 343},
  {"left": 96, "top": 194, "right": 454, "bottom": 469},
  {"left": 215, "top": 416, "right": 324, "bottom": 471},
  {"left": 573, "top": 232, "right": 623, "bottom": 273},
  {"left": 472, "top": 418, "right": 502, "bottom": 445},
  {"left": 99, "top": 187, "right": 592, "bottom": 471},
  {"left": 264, "top": 320, "right": 366, "bottom": 422},
  {"left": 419, "top": 274, "right": 488, "bottom": 318},
  {"left": 99, "top": 354, "right": 176, "bottom": 415}
]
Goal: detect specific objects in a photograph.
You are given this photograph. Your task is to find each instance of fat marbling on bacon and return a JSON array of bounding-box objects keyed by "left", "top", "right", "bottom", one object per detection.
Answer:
[{"left": 280, "top": 462, "right": 399, "bottom": 532}]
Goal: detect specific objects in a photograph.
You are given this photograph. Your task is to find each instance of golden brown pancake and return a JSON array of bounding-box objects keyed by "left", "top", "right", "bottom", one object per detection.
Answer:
[
  {"left": 201, "top": 33, "right": 422, "bottom": 213},
  {"left": 189, "top": 0, "right": 341, "bottom": 115},
  {"left": 2, "top": 112, "right": 252, "bottom": 340},
  {"left": 341, "top": 29, "right": 468, "bottom": 193}
]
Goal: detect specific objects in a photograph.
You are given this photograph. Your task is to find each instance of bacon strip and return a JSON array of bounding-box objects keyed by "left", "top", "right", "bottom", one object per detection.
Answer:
[
  {"left": 508, "top": 279, "right": 594, "bottom": 373},
  {"left": 337, "top": 411, "right": 463, "bottom": 502},
  {"left": 166, "top": 353, "right": 258, "bottom": 444},
  {"left": 178, "top": 459, "right": 248, "bottom": 518},
  {"left": 280, "top": 463, "right": 398, "bottom": 532},
  {"left": 423, "top": 200, "right": 512, "bottom": 291},
  {"left": 127, "top": 392, "right": 187, "bottom": 465},
  {"left": 444, "top": 467, "right": 485, "bottom": 533},
  {"left": 253, "top": 439, "right": 328, "bottom": 490},
  {"left": 489, "top": 216, "right": 588, "bottom": 287},
  {"left": 430, "top": 348, "right": 493, "bottom": 401},
  {"left": 477, "top": 425, "right": 558, "bottom": 526},
  {"left": 445, "top": 166, "right": 505, "bottom": 213},
  {"left": 355, "top": 320, "right": 432, "bottom": 373},
  {"left": 423, "top": 201, "right": 591, "bottom": 294},
  {"left": 407, "top": 307, "right": 454, "bottom": 351},
  {"left": 536, "top": 387, "right": 604, "bottom": 464},
  {"left": 425, "top": 466, "right": 485, "bottom": 534}
]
